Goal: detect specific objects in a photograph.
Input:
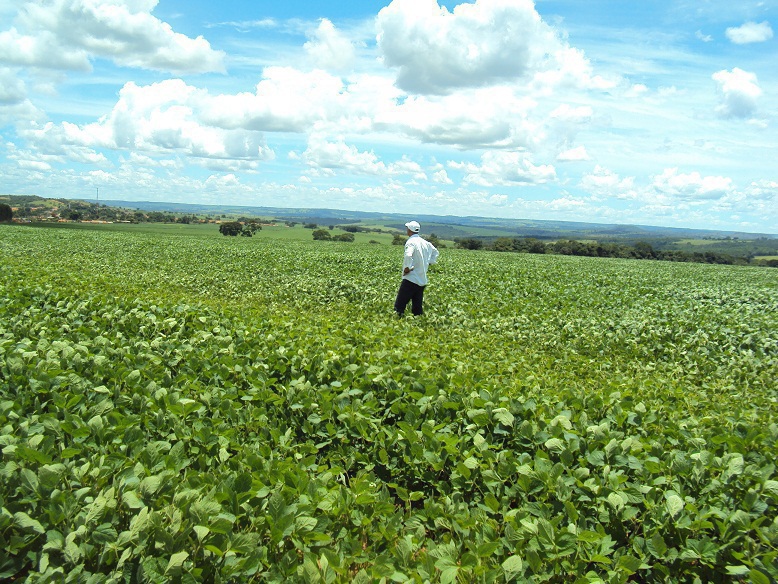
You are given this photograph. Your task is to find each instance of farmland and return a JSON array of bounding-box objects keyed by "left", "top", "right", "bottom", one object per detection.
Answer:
[{"left": 1, "top": 223, "right": 777, "bottom": 583}]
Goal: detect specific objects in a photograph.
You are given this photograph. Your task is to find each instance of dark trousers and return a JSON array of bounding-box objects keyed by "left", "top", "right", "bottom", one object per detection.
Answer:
[{"left": 395, "top": 280, "right": 425, "bottom": 316}]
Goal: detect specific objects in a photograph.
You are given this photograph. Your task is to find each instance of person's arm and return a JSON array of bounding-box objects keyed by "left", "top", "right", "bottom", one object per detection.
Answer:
[{"left": 403, "top": 243, "right": 415, "bottom": 274}]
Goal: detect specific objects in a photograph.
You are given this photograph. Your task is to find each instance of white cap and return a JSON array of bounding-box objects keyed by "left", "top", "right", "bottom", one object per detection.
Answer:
[{"left": 405, "top": 220, "right": 420, "bottom": 233}]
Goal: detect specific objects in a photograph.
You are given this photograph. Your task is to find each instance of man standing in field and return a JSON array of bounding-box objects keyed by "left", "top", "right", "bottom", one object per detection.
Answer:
[{"left": 395, "top": 220, "right": 439, "bottom": 316}]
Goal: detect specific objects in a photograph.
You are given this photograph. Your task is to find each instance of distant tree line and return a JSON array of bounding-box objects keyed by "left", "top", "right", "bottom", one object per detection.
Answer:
[
  {"left": 219, "top": 221, "right": 262, "bottom": 237},
  {"left": 454, "top": 236, "right": 776, "bottom": 267},
  {"left": 5, "top": 196, "right": 214, "bottom": 224},
  {"left": 312, "top": 229, "right": 355, "bottom": 242},
  {"left": 0, "top": 203, "right": 12, "bottom": 222},
  {"left": 337, "top": 224, "right": 397, "bottom": 236}
]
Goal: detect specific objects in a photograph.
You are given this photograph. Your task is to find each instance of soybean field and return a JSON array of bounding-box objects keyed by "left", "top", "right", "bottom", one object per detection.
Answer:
[{"left": 1, "top": 224, "right": 777, "bottom": 583}]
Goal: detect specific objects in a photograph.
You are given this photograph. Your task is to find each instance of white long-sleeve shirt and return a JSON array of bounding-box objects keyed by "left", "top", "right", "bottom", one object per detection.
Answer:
[{"left": 402, "top": 234, "right": 439, "bottom": 286}]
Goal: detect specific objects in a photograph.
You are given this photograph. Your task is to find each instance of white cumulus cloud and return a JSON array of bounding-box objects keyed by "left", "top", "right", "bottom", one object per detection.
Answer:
[
  {"left": 725, "top": 21, "right": 773, "bottom": 44},
  {"left": 433, "top": 168, "right": 453, "bottom": 184},
  {"left": 712, "top": 68, "right": 762, "bottom": 119},
  {"left": 23, "top": 79, "right": 276, "bottom": 169},
  {"left": 304, "top": 19, "right": 355, "bottom": 70},
  {"left": 557, "top": 146, "right": 590, "bottom": 162},
  {"left": 580, "top": 166, "right": 636, "bottom": 199},
  {"left": 450, "top": 150, "right": 556, "bottom": 186},
  {"left": 301, "top": 135, "right": 426, "bottom": 179},
  {"left": 0, "top": 68, "right": 43, "bottom": 125},
  {"left": 202, "top": 67, "right": 347, "bottom": 133},
  {"left": 0, "top": 0, "right": 225, "bottom": 73},
  {"left": 376, "top": 0, "right": 561, "bottom": 94},
  {"left": 651, "top": 168, "right": 732, "bottom": 200},
  {"left": 376, "top": 86, "right": 541, "bottom": 149}
]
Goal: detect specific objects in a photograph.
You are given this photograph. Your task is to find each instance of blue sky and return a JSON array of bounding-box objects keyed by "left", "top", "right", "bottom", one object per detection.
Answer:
[{"left": 1, "top": 0, "right": 775, "bottom": 233}]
